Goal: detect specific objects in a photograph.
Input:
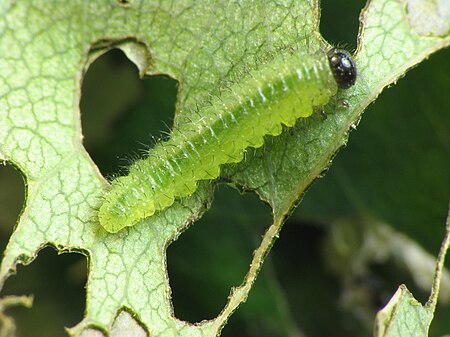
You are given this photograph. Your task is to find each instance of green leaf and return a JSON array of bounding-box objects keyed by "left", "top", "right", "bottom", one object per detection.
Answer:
[
  {"left": 374, "top": 209, "right": 450, "bottom": 337},
  {"left": 374, "top": 285, "right": 433, "bottom": 337},
  {"left": 0, "top": 0, "right": 449, "bottom": 336}
]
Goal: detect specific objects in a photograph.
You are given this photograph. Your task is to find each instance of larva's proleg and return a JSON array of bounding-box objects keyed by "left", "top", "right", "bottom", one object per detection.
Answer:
[{"left": 98, "top": 48, "right": 357, "bottom": 233}]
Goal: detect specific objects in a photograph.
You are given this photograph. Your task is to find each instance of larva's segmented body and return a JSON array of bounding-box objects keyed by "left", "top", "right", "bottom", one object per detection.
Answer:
[{"left": 98, "top": 49, "right": 357, "bottom": 233}]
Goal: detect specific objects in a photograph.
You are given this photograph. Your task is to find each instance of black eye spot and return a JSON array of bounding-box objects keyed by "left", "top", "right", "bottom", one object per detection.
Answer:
[{"left": 327, "top": 48, "right": 357, "bottom": 89}]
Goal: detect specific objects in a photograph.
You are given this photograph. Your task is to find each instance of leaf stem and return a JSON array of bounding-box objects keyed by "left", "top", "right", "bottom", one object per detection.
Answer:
[{"left": 427, "top": 203, "right": 450, "bottom": 312}]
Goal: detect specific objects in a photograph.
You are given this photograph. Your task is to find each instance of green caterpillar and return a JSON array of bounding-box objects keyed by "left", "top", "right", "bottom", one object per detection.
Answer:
[{"left": 98, "top": 48, "right": 357, "bottom": 233}]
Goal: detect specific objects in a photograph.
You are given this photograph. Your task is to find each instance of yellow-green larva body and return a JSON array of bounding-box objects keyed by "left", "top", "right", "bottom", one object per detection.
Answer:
[{"left": 98, "top": 49, "right": 356, "bottom": 233}]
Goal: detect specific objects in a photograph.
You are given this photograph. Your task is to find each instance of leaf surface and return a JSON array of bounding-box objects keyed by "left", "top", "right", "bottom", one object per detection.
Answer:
[{"left": 0, "top": 0, "right": 448, "bottom": 335}]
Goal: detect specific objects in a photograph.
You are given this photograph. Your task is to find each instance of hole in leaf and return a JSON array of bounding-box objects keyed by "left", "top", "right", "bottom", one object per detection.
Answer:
[
  {"left": 0, "top": 163, "right": 25, "bottom": 253},
  {"left": 220, "top": 256, "right": 298, "bottom": 337},
  {"left": 167, "top": 184, "right": 271, "bottom": 323},
  {"left": 2, "top": 247, "right": 87, "bottom": 337},
  {"left": 271, "top": 221, "right": 353, "bottom": 337},
  {"left": 80, "top": 48, "right": 177, "bottom": 177},
  {"left": 320, "top": 0, "right": 364, "bottom": 51}
]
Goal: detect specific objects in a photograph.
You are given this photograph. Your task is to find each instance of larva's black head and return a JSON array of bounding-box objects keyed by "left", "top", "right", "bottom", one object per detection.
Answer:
[{"left": 327, "top": 49, "right": 357, "bottom": 89}]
